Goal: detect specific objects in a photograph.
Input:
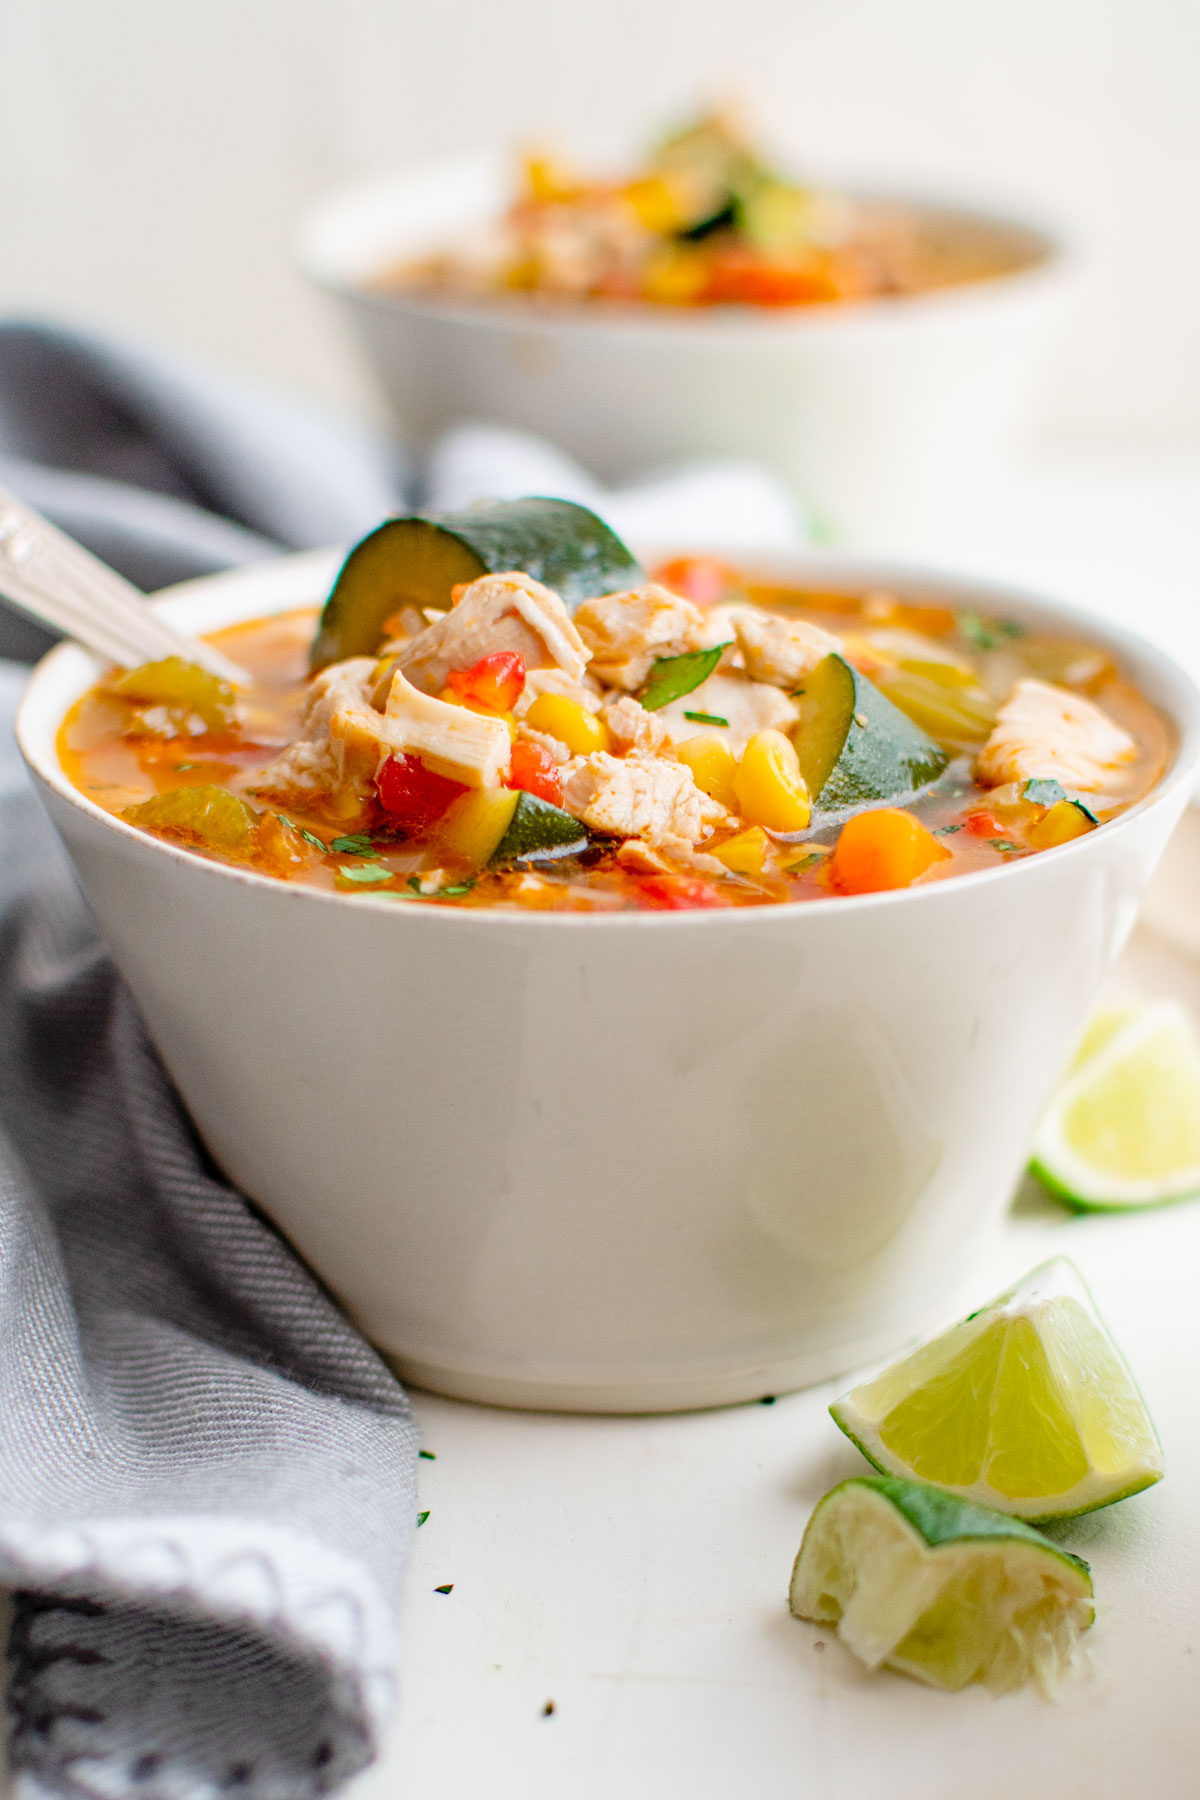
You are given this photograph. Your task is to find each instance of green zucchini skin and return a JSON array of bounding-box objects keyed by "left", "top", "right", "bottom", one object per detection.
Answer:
[
  {"left": 489, "top": 792, "right": 590, "bottom": 868},
  {"left": 795, "top": 654, "right": 949, "bottom": 817},
  {"left": 311, "top": 497, "right": 642, "bottom": 670}
]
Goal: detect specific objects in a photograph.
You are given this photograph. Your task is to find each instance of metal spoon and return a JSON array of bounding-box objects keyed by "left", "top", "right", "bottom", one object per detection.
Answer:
[{"left": 0, "top": 484, "right": 247, "bottom": 683}]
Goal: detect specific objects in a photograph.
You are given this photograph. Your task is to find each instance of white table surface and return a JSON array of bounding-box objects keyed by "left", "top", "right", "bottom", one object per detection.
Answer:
[{"left": 347, "top": 447, "right": 1200, "bottom": 1800}]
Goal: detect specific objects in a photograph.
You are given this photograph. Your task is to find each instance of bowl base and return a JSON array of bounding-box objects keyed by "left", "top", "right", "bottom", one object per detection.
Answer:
[{"left": 383, "top": 1311, "right": 946, "bottom": 1415}]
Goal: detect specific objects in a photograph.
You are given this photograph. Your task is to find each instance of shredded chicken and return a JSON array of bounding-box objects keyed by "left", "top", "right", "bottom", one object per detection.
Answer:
[
  {"left": 731, "top": 610, "right": 842, "bottom": 688},
  {"left": 397, "top": 571, "right": 589, "bottom": 695},
  {"left": 977, "top": 679, "right": 1137, "bottom": 792},
  {"left": 616, "top": 837, "right": 726, "bottom": 876},
  {"left": 653, "top": 672, "right": 799, "bottom": 751},
  {"left": 573, "top": 584, "right": 705, "bottom": 689},
  {"left": 562, "top": 751, "right": 727, "bottom": 847},
  {"left": 256, "top": 655, "right": 512, "bottom": 816},
  {"left": 601, "top": 694, "right": 670, "bottom": 755}
]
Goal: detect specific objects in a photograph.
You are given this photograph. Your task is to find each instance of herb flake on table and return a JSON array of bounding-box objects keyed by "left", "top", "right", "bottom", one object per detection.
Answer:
[
  {"left": 419, "top": 1449, "right": 437, "bottom": 1460},
  {"left": 640, "top": 644, "right": 729, "bottom": 711},
  {"left": 434, "top": 1584, "right": 454, "bottom": 1595},
  {"left": 417, "top": 1510, "right": 430, "bottom": 1527}
]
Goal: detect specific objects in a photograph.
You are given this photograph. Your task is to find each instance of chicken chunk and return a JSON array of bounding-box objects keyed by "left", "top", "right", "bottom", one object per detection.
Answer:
[
  {"left": 381, "top": 670, "right": 513, "bottom": 787},
  {"left": 731, "top": 610, "right": 843, "bottom": 688},
  {"left": 977, "top": 679, "right": 1137, "bottom": 792},
  {"left": 562, "top": 751, "right": 728, "bottom": 847},
  {"left": 397, "top": 571, "right": 589, "bottom": 695},
  {"left": 653, "top": 672, "right": 799, "bottom": 752},
  {"left": 256, "top": 656, "right": 512, "bottom": 818},
  {"left": 601, "top": 694, "right": 670, "bottom": 755},
  {"left": 574, "top": 584, "right": 705, "bottom": 689}
]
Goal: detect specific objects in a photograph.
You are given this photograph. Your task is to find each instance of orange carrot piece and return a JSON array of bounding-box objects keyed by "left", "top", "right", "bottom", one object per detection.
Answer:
[{"left": 829, "top": 808, "right": 951, "bottom": 895}]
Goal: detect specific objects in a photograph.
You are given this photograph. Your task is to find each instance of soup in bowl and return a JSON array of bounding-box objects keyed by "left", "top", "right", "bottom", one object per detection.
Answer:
[{"left": 17, "top": 515, "right": 1198, "bottom": 1412}]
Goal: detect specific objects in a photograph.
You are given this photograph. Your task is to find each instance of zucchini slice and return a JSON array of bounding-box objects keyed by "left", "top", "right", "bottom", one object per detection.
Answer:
[
  {"left": 490, "top": 793, "right": 589, "bottom": 868},
  {"left": 793, "top": 654, "right": 949, "bottom": 816},
  {"left": 312, "top": 497, "right": 642, "bottom": 670}
]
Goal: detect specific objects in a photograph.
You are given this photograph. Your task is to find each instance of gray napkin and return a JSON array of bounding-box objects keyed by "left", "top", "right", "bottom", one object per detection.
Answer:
[{"left": 0, "top": 666, "right": 419, "bottom": 1800}]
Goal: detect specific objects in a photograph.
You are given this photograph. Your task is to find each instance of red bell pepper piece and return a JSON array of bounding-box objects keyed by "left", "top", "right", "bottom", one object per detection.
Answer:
[
  {"left": 652, "top": 556, "right": 738, "bottom": 606},
  {"left": 376, "top": 754, "right": 468, "bottom": 830},
  {"left": 506, "top": 741, "right": 564, "bottom": 806},
  {"left": 446, "top": 650, "right": 525, "bottom": 713},
  {"left": 965, "top": 809, "right": 1008, "bottom": 839}
]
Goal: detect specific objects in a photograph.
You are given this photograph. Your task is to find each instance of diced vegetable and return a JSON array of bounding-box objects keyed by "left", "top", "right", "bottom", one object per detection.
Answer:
[
  {"left": 653, "top": 556, "right": 738, "bottom": 605},
  {"left": 733, "top": 730, "right": 812, "bottom": 833},
  {"left": 524, "top": 693, "right": 612, "bottom": 756},
  {"left": 434, "top": 787, "right": 520, "bottom": 867},
  {"left": 312, "top": 498, "right": 643, "bottom": 669},
  {"left": 965, "top": 809, "right": 1009, "bottom": 838},
  {"left": 490, "top": 792, "right": 589, "bottom": 867},
  {"left": 377, "top": 754, "right": 469, "bottom": 829},
  {"left": 792, "top": 655, "right": 949, "bottom": 817},
  {"left": 108, "top": 657, "right": 237, "bottom": 735},
  {"left": 829, "top": 808, "right": 951, "bottom": 895},
  {"left": 640, "top": 645, "right": 728, "bottom": 712},
  {"left": 446, "top": 650, "right": 526, "bottom": 713},
  {"left": 507, "top": 740, "right": 564, "bottom": 806},
  {"left": 122, "top": 785, "right": 259, "bottom": 858},
  {"left": 873, "top": 666, "right": 997, "bottom": 749},
  {"left": 1028, "top": 800, "right": 1097, "bottom": 850},
  {"left": 674, "top": 734, "right": 738, "bottom": 810},
  {"left": 636, "top": 875, "right": 734, "bottom": 910},
  {"left": 712, "top": 826, "right": 772, "bottom": 877}
]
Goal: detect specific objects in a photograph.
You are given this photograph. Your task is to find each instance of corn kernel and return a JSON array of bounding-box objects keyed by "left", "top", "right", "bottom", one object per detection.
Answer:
[
  {"left": 733, "top": 730, "right": 811, "bottom": 833},
  {"left": 623, "top": 174, "right": 688, "bottom": 233},
  {"left": 641, "top": 244, "right": 709, "bottom": 305},
  {"left": 525, "top": 694, "right": 611, "bottom": 756},
  {"left": 1028, "top": 798, "right": 1096, "bottom": 850},
  {"left": 712, "top": 827, "right": 772, "bottom": 877},
  {"left": 675, "top": 734, "right": 738, "bottom": 810}
]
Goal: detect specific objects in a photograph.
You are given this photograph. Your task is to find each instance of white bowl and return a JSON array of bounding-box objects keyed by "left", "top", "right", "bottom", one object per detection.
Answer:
[
  {"left": 297, "top": 154, "right": 1075, "bottom": 552},
  {"left": 18, "top": 552, "right": 1198, "bottom": 1412}
]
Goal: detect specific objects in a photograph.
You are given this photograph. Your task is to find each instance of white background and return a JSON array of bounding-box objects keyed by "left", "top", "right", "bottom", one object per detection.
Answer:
[{"left": 1, "top": 0, "right": 1197, "bottom": 442}]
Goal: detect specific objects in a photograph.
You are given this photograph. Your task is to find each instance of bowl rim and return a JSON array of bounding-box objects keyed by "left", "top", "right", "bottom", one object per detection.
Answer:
[
  {"left": 295, "top": 149, "right": 1080, "bottom": 345},
  {"left": 18, "top": 545, "right": 1200, "bottom": 932}
]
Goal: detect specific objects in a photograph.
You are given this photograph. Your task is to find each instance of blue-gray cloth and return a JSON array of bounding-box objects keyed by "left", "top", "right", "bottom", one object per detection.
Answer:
[{"left": 0, "top": 320, "right": 419, "bottom": 1800}]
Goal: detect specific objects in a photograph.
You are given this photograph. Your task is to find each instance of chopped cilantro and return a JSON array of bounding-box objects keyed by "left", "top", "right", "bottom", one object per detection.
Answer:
[
  {"left": 337, "top": 863, "right": 394, "bottom": 885},
  {"left": 992, "top": 839, "right": 1023, "bottom": 856},
  {"left": 330, "top": 832, "right": 382, "bottom": 856},
  {"left": 434, "top": 1584, "right": 454, "bottom": 1595},
  {"left": 960, "top": 612, "right": 1023, "bottom": 651},
  {"left": 683, "top": 710, "right": 730, "bottom": 727},
  {"left": 1022, "top": 778, "right": 1066, "bottom": 808},
  {"left": 933, "top": 822, "right": 963, "bottom": 837},
  {"left": 640, "top": 644, "right": 729, "bottom": 711},
  {"left": 419, "top": 1449, "right": 437, "bottom": 1460},
  {"left": 417, "top": 1510, "right": 430, "bottom": 1527},
  {"left": 277, "top": 814, "right": 329, "bottom": 852}
]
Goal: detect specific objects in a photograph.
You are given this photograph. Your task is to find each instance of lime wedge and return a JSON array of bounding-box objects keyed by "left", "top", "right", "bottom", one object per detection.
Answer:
[
  {"left": 1032, "top": 1000, "right": 1200, "bottom": 1211},
  {"left": 830, "top": 1258, "right": 1163, "bottom": 1522},
  {"left": 789, "top": 1476, "right": 1093, "bottom": 1693}
]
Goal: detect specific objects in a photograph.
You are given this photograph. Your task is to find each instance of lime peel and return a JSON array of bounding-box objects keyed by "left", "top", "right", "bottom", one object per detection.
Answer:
[
  {"left": 789, "top": 1475, "right": 1094, "bottom": 1694},
  {"left": 1032, "top": 1000, "right": 1200, "bottom": 1211},
  {"left": 830, "top": 1258, "right": 1163, "bottom": 1523}
]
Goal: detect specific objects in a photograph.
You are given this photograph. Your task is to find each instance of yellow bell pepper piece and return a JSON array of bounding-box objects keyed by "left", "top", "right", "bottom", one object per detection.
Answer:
[
  {"left": 1028, "top": 798, "right": 1097, "bottom": 850},
  {"left": 524, "top": 694, "right": 612, "bottom": 757},
  {"left": 712, "top": 826, "right": 773, "bottom": 877},
  {"left": 675, "top": 734, "right": 738, "bottom": 810},
  {"left": 733, "top": 730, "right": 812, "bottom": 833}
]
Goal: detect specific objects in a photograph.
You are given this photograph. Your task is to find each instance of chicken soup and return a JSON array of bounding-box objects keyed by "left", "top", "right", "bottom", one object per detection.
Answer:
[{"left": 59, "top": 503, "right": 1170, "bottom": 913}]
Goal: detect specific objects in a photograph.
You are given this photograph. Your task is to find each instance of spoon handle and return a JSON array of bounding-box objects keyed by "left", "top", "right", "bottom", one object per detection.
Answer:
[{"left": 0, "top": 486, "right": 246, "bottom": 682}]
